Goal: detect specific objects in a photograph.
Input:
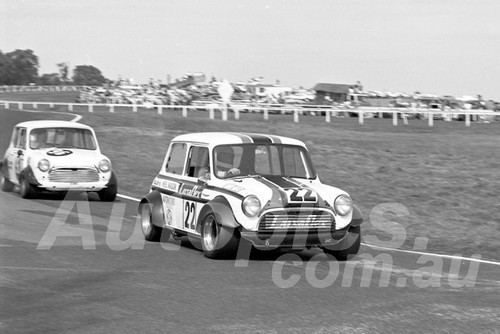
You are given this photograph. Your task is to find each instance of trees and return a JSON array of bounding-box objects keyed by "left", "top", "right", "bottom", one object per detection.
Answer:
[
  {"left": 72, "top": 65, "right": 106, "bottom": 86},
  {"left": 37, "top": 73, "right": 62, "bottom": 85},
  {"left": 1, "top": 49, "right": 108, "bottom": 86},
  {"left": 0, "top": 49, "right": 39, "bottom": 85}
]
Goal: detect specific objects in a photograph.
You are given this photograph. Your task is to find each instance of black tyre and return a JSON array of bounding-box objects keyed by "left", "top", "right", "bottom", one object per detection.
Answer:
[
  {"left": 140, "top": 203, "right": 166, "bottom": 242},
  {"left": 1, "top": 175, "right": 15, "bottom": 192},
  {"left": 201, "top": 213, "right": 239, "bottom": 259},
  {"left": 19, "top": 177, "right": 38, "bottom": 199},
  {"left": 324, "top": 226, "right": 361, "bottom": 261},
  {"left": 98, "top": 184, "right": 117, "bottom": 202}
]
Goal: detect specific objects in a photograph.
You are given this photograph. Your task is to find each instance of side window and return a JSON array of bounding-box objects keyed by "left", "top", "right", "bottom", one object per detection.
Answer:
[
  {"left": 15, "top": 128, "right": 27, "bottom": 149},
  {"left": 11, "top": 128, "right": 20, "bottom": 148},
  {"left": 165, "top": 143, "right": 187, "bottom": 174},
  {"left": 186, "top": 146, "right": 210, "bottom": 178}
]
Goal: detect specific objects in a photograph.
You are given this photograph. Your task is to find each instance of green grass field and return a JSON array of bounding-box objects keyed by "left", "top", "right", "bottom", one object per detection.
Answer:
[{"left": 1, "top": 92, "right": 499, "bottom": 260}]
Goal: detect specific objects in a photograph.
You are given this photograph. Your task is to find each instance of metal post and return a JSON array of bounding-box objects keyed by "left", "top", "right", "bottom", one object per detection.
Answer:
[
  {"left": 33, "top": 103, "right": 37, "bottom": 109},
  {"left": 428, "top": 113, "right": 434, "bottom": 127},
  {"left": 358, "top": 111, "right": 364, "bottom": 124},
  {"left": 18, "top": 102, "right": 23, "bottom": 109},
  {"left": 109, "top": 105, "right": 114, "bottom": 113},
  {"left": 264, "top": 108, "right": 269, "bottom": 120},
  {"left": 465, "top": 112, "right": 470, "bottom": 127},
  {"left": 157, "top": 106, "right": 162, "bottom": 115},
  {"left": 89, "top": 104, "right": 93, "bottom": 113},
  {"left": 68, "top": 104, "right": 73, "bottom": 112},
  {"left": 182, "top": 106, "right": 188, "bottom": 118},
  {"left": 392, "top": 112, "right": 398, "bottom": 126},
  {"left": 222, "top": 104, "right": 227, "bottom": 121},
  {"left": 403, "top": 113, "right": 408, "bottom": 125},
  {"left": 234, "top": 107, "right": 240, "bottom": 120},
  {"left": 325, "top": 110, "right": 331, "bottom": 123},
  {"left": 209, "top": 108, "right": 214, "bottom": 119},
  {"left": 294, "top": 109, "right": 299, "bottom": 123},
  {"left": 133, "top": 104, "right": 138, "bottom": 112}
]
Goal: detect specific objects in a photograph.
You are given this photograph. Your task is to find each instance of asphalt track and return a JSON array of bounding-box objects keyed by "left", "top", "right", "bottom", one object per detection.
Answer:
[{"left": 1, "top": 110, "right": 499, "bottom": 333}]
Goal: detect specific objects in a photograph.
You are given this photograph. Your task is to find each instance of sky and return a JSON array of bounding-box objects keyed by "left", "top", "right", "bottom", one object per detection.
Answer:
[{"left": 1, "top": 0, "right": 499, "bottom": 100}]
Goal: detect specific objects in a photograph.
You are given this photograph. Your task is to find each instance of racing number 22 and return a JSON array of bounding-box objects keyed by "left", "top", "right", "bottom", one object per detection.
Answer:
[{"left": 184, "top": 201, "right": 196, "bottom": 230}]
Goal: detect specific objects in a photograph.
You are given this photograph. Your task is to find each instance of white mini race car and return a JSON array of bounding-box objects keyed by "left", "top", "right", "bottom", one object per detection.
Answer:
[
  {"left": 1, "top": 120, "right": 117, "bottom": 201},
  {"left": 139, "top": 132, "right": 363, "bottom": 259}
]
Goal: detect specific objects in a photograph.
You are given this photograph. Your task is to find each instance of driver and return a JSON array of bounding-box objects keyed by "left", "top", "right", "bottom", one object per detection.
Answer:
[{"left": 216, "top": 146, "right": 240, "bottom": 178}]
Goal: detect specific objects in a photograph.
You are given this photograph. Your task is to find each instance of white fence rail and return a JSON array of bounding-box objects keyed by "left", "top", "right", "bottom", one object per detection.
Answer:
[
  {"left": 1, "top": 100, "right": 498, "bottom": 127},
  {"left": 0, "top": 85, "right": 87, "bottom": 93}
]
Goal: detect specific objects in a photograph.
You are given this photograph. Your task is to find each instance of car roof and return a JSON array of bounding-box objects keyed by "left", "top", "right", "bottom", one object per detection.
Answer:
[
  {"left": 15, "top": 120, "right": 93, "bottom": 130},
  {"left": 171, "top": 132, "right": 306, "bottom": 147}
]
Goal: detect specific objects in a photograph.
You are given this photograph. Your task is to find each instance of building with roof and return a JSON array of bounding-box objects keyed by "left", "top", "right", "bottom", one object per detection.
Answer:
[{"left": 312, "top": 82, "right": 364, "bottom": 104}]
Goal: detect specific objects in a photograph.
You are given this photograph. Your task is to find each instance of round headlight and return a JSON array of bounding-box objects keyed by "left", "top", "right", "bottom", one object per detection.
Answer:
[
  {"left": 242, "top": 195, "right": 261, "bottom": 217},
  {"left": 38, "top": 159, "right": 50, "bottom": 172},
  {"left": 98, "top": 159, "right": 111, "bottom": 172},
  {"left": 334, "top": 194, "right": 353, "bottom": 216}
]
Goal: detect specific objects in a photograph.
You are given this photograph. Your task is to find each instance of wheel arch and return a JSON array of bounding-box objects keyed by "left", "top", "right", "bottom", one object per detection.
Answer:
[
  {"left": 196, "top": 196, "right": 239, "bottom": 234},
  {"left": 139, "top": 190, "right": 164, "bottom": 228},
  {"left": 19, "top": 166, "right": 41, "bottom": 186},
  {"left": 350, "top": 204, "right": 363, "bottom": 227},
  {"left": 106, "top": 170, "right": 118, "bottom": 187}
]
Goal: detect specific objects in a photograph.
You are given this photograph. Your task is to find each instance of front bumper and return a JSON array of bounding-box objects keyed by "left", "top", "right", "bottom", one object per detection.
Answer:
[
  {"left": 241, "top": 226, "right": 357, "bottom": 250},
  {"left": 37, "top": 180, "right": 109, "bottom": 192}
]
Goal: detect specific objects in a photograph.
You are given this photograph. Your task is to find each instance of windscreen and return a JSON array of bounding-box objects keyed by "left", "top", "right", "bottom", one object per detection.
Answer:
[
  {"left": 213, "top": 144, "right": 316, "bottom": 179},
  {"left": 29, "top": 127, "right": 97, "bottom": 150}
]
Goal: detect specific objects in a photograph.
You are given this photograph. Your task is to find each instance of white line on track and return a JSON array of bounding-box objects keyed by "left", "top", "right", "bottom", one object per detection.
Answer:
[
  {"left": 117, "top": 194, "right": 140, "bottom": 202},
  {"left": 361, "top": 243, "right": 500, "bottom": 266},
  {"left": 14, "top": 108, "right": 82, "bottom": 122}
]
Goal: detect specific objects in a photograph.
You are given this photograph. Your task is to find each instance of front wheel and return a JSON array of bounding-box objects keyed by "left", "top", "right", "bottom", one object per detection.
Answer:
[
  {"left": 323, "top": 226, "right": 361, "bottom": 261},
  {"left": 19, "top": 177, "right": 38, "bottom": 199},
  {"left": 98, "top": 184, "right": 117, "bottom": 202},
  {"left": 140, "top": 203, "right": 167, "bottom": 242},
  {"left": 201, "top": 214, "right": 239, "bottom": 259},
  {"left": 1, "top": 175, "right": 15, "bottom": 192}
]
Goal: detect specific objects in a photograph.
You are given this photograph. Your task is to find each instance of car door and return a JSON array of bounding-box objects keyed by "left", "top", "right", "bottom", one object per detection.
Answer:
[
  {"left": 161, "top": 142, "right": 188, "bottom": 231},
  {"left": 13, "top": 127, "right": 28, "bottom": 182},
  {"left": 6, "top": 127, "right": 26, "bottom": 184},
  {"left": 180, "top": 145, "right": 210, "bottom": 235}
]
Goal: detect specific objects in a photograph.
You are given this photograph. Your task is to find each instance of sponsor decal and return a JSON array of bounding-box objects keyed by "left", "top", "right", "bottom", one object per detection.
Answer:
[
  {"left": 162, "top": 195, "right": 175, "bottom": 226},
  {"left": 47, "top": 149, "right": 73, "bottom": 156},
  {"left": 223, "top": 184, "right": 245, "bottom": 193},
  {"left": 153, "top": 177, "right": 179, "bottom": 192},
  {"left": 165, "top": 209, "right": 173, "bottom": 225},
  {"left": 179, "top": 184, "right": 202, "bottom": 198}
]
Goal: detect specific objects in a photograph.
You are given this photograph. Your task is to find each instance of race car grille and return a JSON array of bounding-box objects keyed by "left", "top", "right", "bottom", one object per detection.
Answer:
[
  {"left": 48, "top": 168, "right": 100, "bottom": 183},
  {"left": 258, "top": 209, "right": 335, "bottom": 231}
]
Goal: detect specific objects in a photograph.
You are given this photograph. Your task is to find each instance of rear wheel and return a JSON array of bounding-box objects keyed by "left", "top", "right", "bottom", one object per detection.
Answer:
[
  {"left": 201, "top": 213, "right": 239, "bottom": 259},
  {"left": 140, "top": 203, "right": 166, "bottom": 242},
  {"left": 1, "top": 175, "right": 15, "bottom": 192},
  {"left": 324, "top": 226, "right": 361, "bottom": 261},
  {"left": 19, "top": 177, "right": 38, "bottom": 199}
]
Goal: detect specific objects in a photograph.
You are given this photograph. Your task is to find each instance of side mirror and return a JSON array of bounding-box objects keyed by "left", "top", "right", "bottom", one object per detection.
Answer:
[
  {"left": 17, "top": 150, "right": 24, "bottom": 156},
  {"left": 197, "top": 177, "right": 208, "bottom": 186}
]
